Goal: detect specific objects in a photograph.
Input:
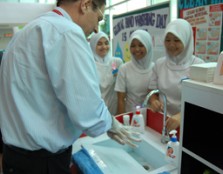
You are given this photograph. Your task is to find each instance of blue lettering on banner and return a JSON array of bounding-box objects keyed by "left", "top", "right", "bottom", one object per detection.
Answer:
[
  {"left": 212, "top": 0, "right": 223, "bottom": 3},
  {"left": 135, "top": 13, "right": 155, "bottom": 27},
  {"left": 125, "top": 16, "right": 134, "bottom": 28},
  {"left": 122, "top": 32, "right": 127, "bottom": 41},
  {"left": 178, "top": 0, "right": 223, "bottom": 10},
  {"left": 156, "top": 14, "right": 168, "bottom": 28},
  {"left": 194, "top": 0, "right": 206, "bottom": 6},
  {"left": 113, "top": 19, "right": 125, "bottom": 36}
]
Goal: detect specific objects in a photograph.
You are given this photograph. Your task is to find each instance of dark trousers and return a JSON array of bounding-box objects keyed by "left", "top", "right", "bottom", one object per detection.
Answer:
[{"left": 3, "top": 144, "right": 72, "bottom": 174}]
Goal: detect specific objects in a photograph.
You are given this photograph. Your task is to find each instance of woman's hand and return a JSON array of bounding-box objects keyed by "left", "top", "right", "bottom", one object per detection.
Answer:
[
  {"left": 150, "top": 99, "right": 163, "bottom": 113},
  {"left": 166, "top": 112, "right": 180, "bottom": 132},
  {"left": 147, "top": 91, "right": 163, "bottom": 113}
]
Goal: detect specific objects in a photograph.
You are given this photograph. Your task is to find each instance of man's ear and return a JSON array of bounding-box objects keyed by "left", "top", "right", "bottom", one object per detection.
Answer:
[{"left": 80, "top": 0, "right": 92, "bottom": 14}]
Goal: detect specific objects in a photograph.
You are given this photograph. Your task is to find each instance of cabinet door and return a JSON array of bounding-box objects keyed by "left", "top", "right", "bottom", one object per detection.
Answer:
[{"left": 182, "top": 102, "right": 223, "bottom": 170}]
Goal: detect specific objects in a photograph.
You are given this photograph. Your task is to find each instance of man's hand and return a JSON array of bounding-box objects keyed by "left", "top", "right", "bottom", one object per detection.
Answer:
[{"left": 107, "top": 117, "right": 142, "bottom": 148}]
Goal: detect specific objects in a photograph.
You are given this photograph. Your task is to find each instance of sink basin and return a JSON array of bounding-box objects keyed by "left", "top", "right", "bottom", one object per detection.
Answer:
[
  {"left": 72, "top": 126, "right": 177, "bottom": 174},
  {"left": 93, "top": 138, "right": 167, "bottom": 173}
]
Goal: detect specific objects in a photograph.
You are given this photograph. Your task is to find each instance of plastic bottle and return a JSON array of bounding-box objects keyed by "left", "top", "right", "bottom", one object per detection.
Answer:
[
  {"left": 123, "top": 114, "right": 130, "bottom": 126},
  {"left": 165, "top": 130, "right": 180, "bottom": 166},
  {"left": 131, "top": 106, "right": 145, "bottom": 133}
]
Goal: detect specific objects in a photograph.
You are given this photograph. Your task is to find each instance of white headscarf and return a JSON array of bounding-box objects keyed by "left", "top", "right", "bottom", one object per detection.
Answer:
[
  {"left": 129, "top": 29, "right": 153, "bottom": 70},
  {"left": 164, "top": 18, "right": 195, "bottom": 69},
  {"left": 90, "top": 31, "right": 112, "bottom": 64}
]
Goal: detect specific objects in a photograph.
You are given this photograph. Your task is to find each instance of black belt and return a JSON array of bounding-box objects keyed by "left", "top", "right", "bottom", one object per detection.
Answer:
[{"left": 5, "top": 144, "right": 72, "bottom": 157}]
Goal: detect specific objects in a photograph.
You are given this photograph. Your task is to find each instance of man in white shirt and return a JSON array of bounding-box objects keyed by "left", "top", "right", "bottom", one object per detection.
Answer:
[{"left": 0, "top": 1, "right": 139, "bottom": 174}]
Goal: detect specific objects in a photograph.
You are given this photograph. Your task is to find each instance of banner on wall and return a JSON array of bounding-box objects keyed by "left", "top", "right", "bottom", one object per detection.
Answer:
[
  {"left": 178, "top": 0, "right": 223, "bottom": 11},
  {"left": 112, "top": 2, "right": 170, "bottom": 62},
  {"left": 178, "top": 1, "right": 223, "bottom": 62}
]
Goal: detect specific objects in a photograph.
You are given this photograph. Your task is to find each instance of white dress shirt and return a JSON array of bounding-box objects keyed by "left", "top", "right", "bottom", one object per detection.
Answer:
[{"left": 0, "top": 7, "right": 112, "bottom": 153}]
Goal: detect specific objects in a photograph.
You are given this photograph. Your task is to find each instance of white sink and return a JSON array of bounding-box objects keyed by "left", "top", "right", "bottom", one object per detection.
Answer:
[
  {"left": 93, "top": 138, "right": 167, "bottom": 172},
  {"left": 72, "top": 127, "right": 177, "bottom": 174}
]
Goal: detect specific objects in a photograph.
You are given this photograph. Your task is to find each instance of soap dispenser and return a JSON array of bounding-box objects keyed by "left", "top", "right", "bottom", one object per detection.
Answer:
[
  {"left": 165, "top": 130, "right": 180, "bottom": 166},
  {"left": 131, "top": 105, "right": 145, "bottom": 134}
]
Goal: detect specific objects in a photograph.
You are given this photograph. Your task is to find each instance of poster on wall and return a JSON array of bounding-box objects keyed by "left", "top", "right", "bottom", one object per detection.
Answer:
[
  {"left": 112, "top": 2, "right": 170, "bottom": 63},
  {"left": 178, "top": 1, "right": 223, "bottom": 62}
]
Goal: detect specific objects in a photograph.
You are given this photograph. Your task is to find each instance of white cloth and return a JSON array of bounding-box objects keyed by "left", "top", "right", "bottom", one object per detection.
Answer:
[
  {"left": 0, "top": 7, "right": 112, "bottom": 153},
  {"left": 115, "top": 30, "right": 154, "bottom": 113},
  {"left": 90, "top": 32, "right": 123, "bottom": 115},
  {"left": 148, "top": 19, "right": 205, "bottom": 116}
]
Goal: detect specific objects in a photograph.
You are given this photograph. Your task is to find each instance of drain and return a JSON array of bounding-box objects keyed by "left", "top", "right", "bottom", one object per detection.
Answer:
[
  {"left": 140, "top": 162, "right": 154, "bottom": 171},
  {"left": 143, "top": 164, "right": 150, "bottom": 171}
]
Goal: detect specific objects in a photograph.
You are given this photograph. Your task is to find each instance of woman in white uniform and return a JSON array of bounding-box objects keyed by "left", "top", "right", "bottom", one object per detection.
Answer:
[
  {"left": 148, "top": 19, "right": 204, "bottom": 132},
  {"left": 115, "top": 30, "right": 154, "bottom": 114},
  {"left": 90, "top": 31, "right": 123, "bottom": 115}
]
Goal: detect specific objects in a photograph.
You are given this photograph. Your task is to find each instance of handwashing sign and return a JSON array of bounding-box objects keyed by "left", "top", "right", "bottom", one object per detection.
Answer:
[
  {"left": 178, "top": 1, "right": 223, "bottom": 62},
  {"left": 112, "top": 2, "right": 170, "bottom": 62}
]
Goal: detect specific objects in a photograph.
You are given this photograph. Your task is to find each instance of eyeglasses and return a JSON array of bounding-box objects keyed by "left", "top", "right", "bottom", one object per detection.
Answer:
[
  {"left": 97, "top": 7, "right": 104, "bottom": 22},
  {"left": 92, "top": 1, "right": 105, "bottom": 25}
]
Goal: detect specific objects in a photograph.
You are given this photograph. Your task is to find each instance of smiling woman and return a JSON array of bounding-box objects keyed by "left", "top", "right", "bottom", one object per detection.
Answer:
[
  {"left": 164, "top": 33, "right": 184, "bottom": 57},
  {"left": 90, "top": 31, "right": 123, "bottom": 115},
  {"left": 148, "top": 18, "right": 205, "bottom": 134},
  {"left": 115, "top": 29, "right": 154, "bottom": 114}
]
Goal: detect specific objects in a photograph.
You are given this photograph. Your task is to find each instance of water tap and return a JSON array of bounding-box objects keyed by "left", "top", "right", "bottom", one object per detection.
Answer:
[{"left": 142, "top": 89, "right": 170, "bottom": 144}]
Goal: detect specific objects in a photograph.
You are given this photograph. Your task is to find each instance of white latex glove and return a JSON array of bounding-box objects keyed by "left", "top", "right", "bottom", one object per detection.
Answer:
[{"left": 107, "top": 117, "right": 142, "bottom": 148}]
